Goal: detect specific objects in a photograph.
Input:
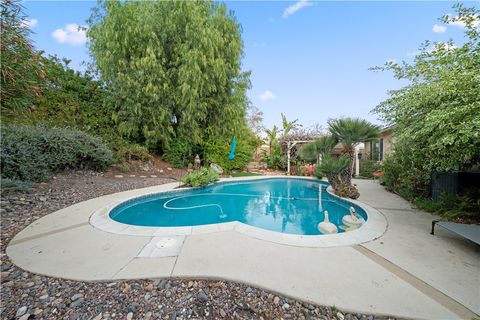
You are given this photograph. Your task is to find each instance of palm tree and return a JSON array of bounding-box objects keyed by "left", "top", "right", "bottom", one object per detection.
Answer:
[
  {"left": 300, "top": 135, "right": 337, "bottom": 164},
  {"left": 265, "top": 125, "right": 280, "bottom": 155},
  {"left": 280, "top": 113, "right": 301, "bottom": 139},
  {"left": 328, "top": 118, "right": 380, "bottom": 186}
]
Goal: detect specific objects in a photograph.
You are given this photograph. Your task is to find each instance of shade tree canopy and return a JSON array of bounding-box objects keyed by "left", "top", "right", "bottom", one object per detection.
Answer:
[{"left": 87, "top": 0, "right": 251, "bottom": 151}]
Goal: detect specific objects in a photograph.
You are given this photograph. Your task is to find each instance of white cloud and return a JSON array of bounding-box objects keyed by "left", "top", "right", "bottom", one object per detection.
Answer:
[
  {"left": 432, "top": 24, "right": 446, "bottom": 33},
  {"left": 22, "top": 18, "right": 38, "bottom": 28},
  {"left": 283, "top": 0, "right": 312, "bottom": 19},
  {"left": 259, "top": 90, "right": 276, "bottom": 101},
  {"left": 52, "top": 23, "right": 87, "bottom": 46},
  {"left": 446, "top": 14, "right": 480, "bottom": 28}
]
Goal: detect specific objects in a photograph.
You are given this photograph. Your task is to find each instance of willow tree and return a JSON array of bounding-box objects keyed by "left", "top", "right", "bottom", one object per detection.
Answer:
[
  {"left": 1, "top": 0, "right": 44, "bottom": 114},
  {"left": 87, "top": 0, "right": 250, "bottom": 150}
]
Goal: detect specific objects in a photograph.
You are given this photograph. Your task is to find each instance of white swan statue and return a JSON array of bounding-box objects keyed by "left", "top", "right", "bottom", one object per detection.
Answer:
[
  {"left": 342, "top": 207, "right": 362, "bottom": 227},
  {"left": 317, "top": 210, "right": 338, "bottom": 234}
]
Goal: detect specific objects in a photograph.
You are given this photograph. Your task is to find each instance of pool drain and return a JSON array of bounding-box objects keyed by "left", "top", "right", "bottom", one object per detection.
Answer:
[{"left": 155, "top": 238, "right": 176, "bottom": 249}]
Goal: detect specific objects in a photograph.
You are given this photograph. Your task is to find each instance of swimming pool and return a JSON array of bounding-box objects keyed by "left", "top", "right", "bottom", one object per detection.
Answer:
[{"left": 109, "top": 178, "right": 367, "bottom": 236}]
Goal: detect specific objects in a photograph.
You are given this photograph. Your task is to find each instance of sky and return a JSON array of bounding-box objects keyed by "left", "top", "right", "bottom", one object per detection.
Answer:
[{"left": 23, "top": 1, "right": 470, "bottom": 131}]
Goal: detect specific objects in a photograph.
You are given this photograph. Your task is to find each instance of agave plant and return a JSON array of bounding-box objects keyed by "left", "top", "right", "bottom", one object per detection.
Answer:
[{"left": 328, "top": 118, "right": 380, "bottom": 186}]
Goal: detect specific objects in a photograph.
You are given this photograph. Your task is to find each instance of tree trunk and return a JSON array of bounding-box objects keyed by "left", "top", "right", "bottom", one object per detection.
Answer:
[{"left": 340, "top": 151, "right": 354, "bottom": 186}]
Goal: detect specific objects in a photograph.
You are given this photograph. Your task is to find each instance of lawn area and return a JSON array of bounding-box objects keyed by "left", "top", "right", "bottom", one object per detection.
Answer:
[{"left": 230, "top": 172, "right": 262, "bottom": 177}]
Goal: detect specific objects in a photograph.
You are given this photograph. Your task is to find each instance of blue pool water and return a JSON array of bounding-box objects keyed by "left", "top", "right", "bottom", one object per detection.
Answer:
[{"left": 110, "top": 178, "right": 367, "bottom": 235}]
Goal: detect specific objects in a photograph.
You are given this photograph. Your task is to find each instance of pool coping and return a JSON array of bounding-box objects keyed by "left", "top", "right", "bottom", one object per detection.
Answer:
[{"left": 89, "top": 176, "right": 387, "bottom": 248}]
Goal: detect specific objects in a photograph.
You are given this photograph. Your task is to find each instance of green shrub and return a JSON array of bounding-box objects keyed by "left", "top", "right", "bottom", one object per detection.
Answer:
[
  {"left": 116, "top": 143, "right": 152, "bottom": 162},
  {"left": 261, "top": 143, "right": 286, "bottom": 170},
  {"left": 314, "top": 167, "right": 323, "bottom": 179},
  {"left": 204, "top": 138, "right": 254, "bottom": 173},
  {"left": 1, "top": 125, "right": 114, "bottom": 182},
  {"left": 181, "top": 168, "right": 219, "bottom": 187},
  {"left": 359, "top": 158, "right": 382, "bottom": 178},
  {"left": 295, "top": 166, "right": 307, "bottom": 176},
  {"left": 0, "top": 178, "right": 32, "bottom": 193},
  {"left": 414, "top": 191, "right": 480, "bottom": 222},
  {"left": 163, "top": 140, "right": 195, "bottom": 168}
]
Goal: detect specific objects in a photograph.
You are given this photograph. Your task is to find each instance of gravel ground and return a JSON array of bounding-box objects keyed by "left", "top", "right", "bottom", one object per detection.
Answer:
[{"left": 1, "top": 170, "right": 398, "bottom": 320}]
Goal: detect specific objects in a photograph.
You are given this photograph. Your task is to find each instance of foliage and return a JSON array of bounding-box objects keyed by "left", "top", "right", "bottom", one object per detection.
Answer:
[
  {"left": 318, "top": 155, "right": 350, "bottom": 189},
  {"left": 300, "top": 135, "right": 337, "bottom": 163},
  {"left": 373, "top": 4, "right": 480, "bottom": 208},
  {"left": 0, "top": 178, "right": 32, "bottom": 194},
  {"left": 230, "top": 172, "right": 261, "bottom": 177},
  {"left": 1, "top": 0, "right": 44, "bottom": 112},
  {"left": 415, "top": 188, "right": 480, "bottom": 222},
  {"left": 116, "top": 143, "right": 151, "bottom": 162},
  {"left": 380, "top": 143, "right": 430, "bottom": 199},
  {"left": 373, "top": 4, "right": 480, "bottom": 174},
  {"left": 313, "top": 167, "right": 323, "bottom": 179},
  {"left": 162, "top": 140, "right": 196, "bottom": 168},
  {"left": 359, "top": 158, "right": 382, "bottom": 178},
  {"left": 262, "top": 143, "right": 285, "bottom": 170},
  {"left": 1, "top": 125, "right": 114, "bottom": 182},
  {"left": 247, "top": 104, "right": 264, "bottom": 136},
  {"left": 280, "top": 113, "right": 301, "bottom": 139},
  {"left": 204, "top": 135, "right": 255, "bottom": 173},
  {"left": 328, "top": 117, "right": 380, "bottom": 190},
  {"left": 181, "top": 167, "right": 219, "bottom": 187},
  {"left": 295, "top": 166, "right": 307, "bottom": 176},
  {"left": 4, "top": 55, "right": 118, "bottom": 133},
  {"left": 88, "top": 0, "right": 250, "bottom": 151}
]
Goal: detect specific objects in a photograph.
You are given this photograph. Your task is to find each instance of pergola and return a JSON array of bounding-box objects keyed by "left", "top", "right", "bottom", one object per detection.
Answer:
[{"left": 284, "top": 140, "right": 313, "bottom": 175}]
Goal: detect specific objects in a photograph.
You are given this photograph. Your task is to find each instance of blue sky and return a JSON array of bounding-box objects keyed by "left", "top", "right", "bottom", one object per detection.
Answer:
[{"left": 24, "top": 1, "right": 469, "bottom": 131}]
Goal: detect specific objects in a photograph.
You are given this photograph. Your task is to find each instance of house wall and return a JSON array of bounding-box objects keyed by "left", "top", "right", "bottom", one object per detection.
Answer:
[{"left": 364, "top": 127, "right": 395, "bottom": 162}]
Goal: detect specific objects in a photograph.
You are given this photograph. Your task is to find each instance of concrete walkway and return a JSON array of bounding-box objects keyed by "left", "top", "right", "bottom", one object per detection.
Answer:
[{"left": 7, "top": 179, "right": 479, "bottom": 319}]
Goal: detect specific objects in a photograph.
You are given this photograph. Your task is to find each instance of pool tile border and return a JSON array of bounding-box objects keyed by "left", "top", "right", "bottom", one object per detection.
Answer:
[{"left": 89, "top": 176, "right": 388, "bottom": 248}]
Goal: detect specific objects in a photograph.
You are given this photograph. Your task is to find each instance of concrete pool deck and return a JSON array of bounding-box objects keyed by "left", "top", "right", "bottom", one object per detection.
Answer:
[{"left": 6, "top": 178, "right": 480, "bottom": 319}]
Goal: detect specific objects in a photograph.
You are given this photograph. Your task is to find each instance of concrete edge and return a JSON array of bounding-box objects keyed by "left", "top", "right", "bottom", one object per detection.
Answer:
[{"left": 89, "top": 176, "right": 388, "bottom": 248}]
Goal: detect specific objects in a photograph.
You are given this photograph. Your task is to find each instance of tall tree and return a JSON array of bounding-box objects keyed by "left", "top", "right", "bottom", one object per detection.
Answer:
[
  {"left": 1, "top": 0, "right": 44, "bottom": 113},
  {"left": 246, "top": 103, "right": 264, "bottom": 136},
  {"left": 87, "top": 0, "right": 250, "bottom": 150},
  {"left": 280, "top": 113, "right": 301, "bottom": 139}
]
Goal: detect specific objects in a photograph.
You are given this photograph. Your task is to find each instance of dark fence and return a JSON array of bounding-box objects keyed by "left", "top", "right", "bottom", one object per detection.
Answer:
[{"left": 430, "top": 171, "right": 480, "bottom": 202}]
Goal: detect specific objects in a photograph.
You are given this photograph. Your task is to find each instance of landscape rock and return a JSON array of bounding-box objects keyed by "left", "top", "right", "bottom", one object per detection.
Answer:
[
  {"left": 0, "top": 170, "right": 387, "bottom": 320},
  {"left": 15, "top": 306, "right": 27, "bottom": 317}
]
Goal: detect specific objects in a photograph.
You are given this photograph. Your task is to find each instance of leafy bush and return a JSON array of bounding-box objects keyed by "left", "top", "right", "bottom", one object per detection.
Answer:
[
  {"left": 314, "top": 167, "right": 323, "bottom": 179},
  {"left": 262, "top": 144, "right": 286, "bottom": 170},
  {"left": 1, "top": 125, "right": 114, "bottom": 182},
  {"left": 359, "top": 158, "right": 382, "bottom": 178},
  {"left": 204, "top": 138, "right": 254, "bottom": 173},
  {"left": 163, "top": 140, "right": 195, "bottom": 168},
  {"left": 379, "top": 140, "right": 430, "bottom": 200},
  {"left": 0, "top": 178, "right": 32, "bottom": 194},
  {"left": 181, "top": 168, "right": 219, "bottom": 187},
  {"left": 295, "top": 166, "right": 307, "bottom": 176},
  {"left": 415, "top": 189, "right": 480, "bottom": 222},
  {"left": 116, "top": 143, "right": 152, "bottom": 162}
]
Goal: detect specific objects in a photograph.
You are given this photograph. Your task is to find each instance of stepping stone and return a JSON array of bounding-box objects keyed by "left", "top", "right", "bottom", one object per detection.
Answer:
[{"left": 114, "top": 175, "right": 124, "bottom": 178}]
